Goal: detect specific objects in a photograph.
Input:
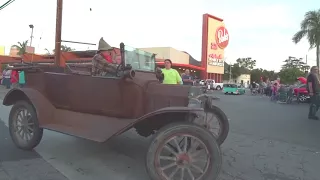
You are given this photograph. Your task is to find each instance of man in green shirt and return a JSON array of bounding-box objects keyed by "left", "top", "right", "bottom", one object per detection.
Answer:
[{"left": 161, "top": 59, "right": 182, "bottom": 84}]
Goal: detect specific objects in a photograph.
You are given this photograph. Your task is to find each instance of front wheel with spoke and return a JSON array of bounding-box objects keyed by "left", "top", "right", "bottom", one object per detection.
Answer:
[
  {"left": 9, "top": 101, "right": 43, "bottom": 150},
  {"left": 146, "top": 122, "right": 222, "bottom": 180}
]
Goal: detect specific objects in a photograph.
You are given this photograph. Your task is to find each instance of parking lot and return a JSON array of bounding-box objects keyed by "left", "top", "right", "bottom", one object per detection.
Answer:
[{"left": 0, "top": 87, "right": 319, "bottom": 180}]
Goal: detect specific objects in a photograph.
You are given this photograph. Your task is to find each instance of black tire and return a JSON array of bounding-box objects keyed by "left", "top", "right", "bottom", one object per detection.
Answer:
[
  {"left": 146, "top": 122, "right": 222, "bottom": 180},
  {"left": 9, "top": 101, "right": 43, "bottom": 151},
  {"left": 216, "top": 86, "right": 221, "bottom": 90},
  {"left": 204, "top": 100, "right": 229, "bottom": 145}
]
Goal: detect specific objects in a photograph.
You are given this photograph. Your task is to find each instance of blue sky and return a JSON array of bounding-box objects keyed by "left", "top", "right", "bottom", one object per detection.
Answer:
[{"left": 0, "top": 0, "right": 318, "bottom": 71}]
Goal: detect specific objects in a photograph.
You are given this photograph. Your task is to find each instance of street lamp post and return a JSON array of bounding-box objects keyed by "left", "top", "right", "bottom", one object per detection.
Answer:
[
  {"left": 29, "top": 24, "right": 34, "bottom": 47},
  {"left": 55, "top": 0, "right": 63, "bottom": 66}
]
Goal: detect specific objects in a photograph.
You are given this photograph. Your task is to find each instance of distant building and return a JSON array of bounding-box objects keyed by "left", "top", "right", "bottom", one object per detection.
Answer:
[
  {"left": 224, "top": 74, "right": 251, "bottom": 88},
  {"left": 26, "top": 46, "right": 35, "bottom": 53},
  {"left": 0, "top": 46, "right": 4, "bottom": 55}
]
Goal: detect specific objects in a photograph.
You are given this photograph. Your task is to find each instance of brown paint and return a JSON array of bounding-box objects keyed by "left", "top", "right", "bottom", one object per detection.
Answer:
[{"left": 3, "top": 65, "right": 203, "bottom": 142}]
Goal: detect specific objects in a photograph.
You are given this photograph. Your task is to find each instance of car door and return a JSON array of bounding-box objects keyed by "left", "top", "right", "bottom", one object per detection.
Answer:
[{"left": 67, "top": 75, "right": 123, "bottom": 117}]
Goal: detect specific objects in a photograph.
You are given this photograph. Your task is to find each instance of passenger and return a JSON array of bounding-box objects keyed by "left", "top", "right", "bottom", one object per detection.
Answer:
[
  {"left": 160, "top": 59, "right": 182, "bottom": 85},
  {"left": 92, "top": 37, "right": 118, "bottom": 77}
]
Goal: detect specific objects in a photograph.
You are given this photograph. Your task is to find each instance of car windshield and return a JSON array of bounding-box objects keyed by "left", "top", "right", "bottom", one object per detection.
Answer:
[{"left": 124, "top": 45, "right": 155, "bottom": 72}]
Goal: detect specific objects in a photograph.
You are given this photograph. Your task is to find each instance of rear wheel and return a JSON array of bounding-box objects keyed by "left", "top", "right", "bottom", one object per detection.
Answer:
[
  {"left": 216, "top": 86, "right": 221, "bottom": 90},
  {"left": 146, "top": 122, "right": 222, "bottom": 180},
  {"left": 9, "top": 101, "right": 43, "bottom": 150}
]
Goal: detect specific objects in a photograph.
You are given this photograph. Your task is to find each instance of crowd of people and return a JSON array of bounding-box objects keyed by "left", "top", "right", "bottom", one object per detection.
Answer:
[
  {"left": 249, "top": 78, "right": 281, "bottom": 99},
  {"left": 0, "top": 65, "right": 25, "bottom": 89}
]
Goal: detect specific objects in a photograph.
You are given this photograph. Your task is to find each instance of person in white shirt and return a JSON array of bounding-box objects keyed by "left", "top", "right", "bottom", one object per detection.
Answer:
[{"left": 2, "top": 66, "right": 12, "bottom": 89}]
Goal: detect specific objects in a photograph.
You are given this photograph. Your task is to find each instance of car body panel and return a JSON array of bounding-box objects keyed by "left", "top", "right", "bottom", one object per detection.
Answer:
[
  {"left": 3, "top": 66, "right": 204, "bottom": 142},
  {"left": 223, "top": 84, "right": 245, "bottom": 95}
]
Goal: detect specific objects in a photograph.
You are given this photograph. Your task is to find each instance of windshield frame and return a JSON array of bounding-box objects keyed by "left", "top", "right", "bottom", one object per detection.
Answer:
[{"left": 123, "top": 45, "right": 156, "bottom": 72}]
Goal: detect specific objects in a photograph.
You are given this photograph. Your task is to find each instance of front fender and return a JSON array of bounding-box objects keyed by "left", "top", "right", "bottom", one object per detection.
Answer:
[
  {"left": 3, "top": 88, "right": 55, "bottom": 126},
  {"left": 121, "top": 106, "right": 204, "bottom": 137},
  {"left": 137, "top": 106, "right": 203, "bottom": 122}
]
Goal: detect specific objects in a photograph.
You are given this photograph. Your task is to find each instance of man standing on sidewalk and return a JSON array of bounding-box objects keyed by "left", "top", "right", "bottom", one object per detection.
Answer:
[
  {"left": 182, "top": 69, "right": 193, "bottom": 86},
  {"left": 307, "top": 66, "right": 320, "bottom": 120}
]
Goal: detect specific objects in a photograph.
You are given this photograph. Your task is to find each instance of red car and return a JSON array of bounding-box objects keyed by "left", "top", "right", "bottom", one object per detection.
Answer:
[{"left": 293, "top": 77, "right": 309, "bottom": 103}]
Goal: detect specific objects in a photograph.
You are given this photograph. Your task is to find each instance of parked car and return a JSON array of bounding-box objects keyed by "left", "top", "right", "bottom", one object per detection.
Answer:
[
  {"left": 223, "top": 83, "right": 245, "bottom": 95},
  {"left": 293, "top": 84, "right": 310, "bottom": 103},
  {"left": 200, "top": 79, "right": 223, "bottom": 90}
]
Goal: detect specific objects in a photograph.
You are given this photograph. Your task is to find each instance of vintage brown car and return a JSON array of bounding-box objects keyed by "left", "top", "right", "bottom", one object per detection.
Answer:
[{"left": 3, "top": 43, "right": 229, "bottom": 180}]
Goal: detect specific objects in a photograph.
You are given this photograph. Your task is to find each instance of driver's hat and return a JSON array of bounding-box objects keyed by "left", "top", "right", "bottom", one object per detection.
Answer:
[{"left": 98, "top": 37, "right": 112, "bottom": 51}]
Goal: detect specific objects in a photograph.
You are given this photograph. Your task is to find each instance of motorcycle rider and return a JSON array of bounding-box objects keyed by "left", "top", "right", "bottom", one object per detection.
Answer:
[{"left": 250, "top": 81, "right": 257, "bottom": 94}]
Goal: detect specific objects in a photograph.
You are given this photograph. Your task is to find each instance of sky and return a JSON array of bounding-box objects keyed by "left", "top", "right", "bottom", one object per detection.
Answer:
[{"left": 0, "top": 0, "right": 318, "bottom": 71}]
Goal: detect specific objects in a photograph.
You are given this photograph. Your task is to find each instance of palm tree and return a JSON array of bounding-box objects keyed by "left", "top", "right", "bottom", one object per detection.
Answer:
[
  {"left": 292, "top": 9, "right": 320, "bottom": 68},
  {"left": 11, "top": 40, "right": 28, "bottom": 56},
  {"left": 44, "top": 48, "right": 52, "bottom": 55},
  {"left": 61, "top": 45, "right": 74, "bottom": 52}
]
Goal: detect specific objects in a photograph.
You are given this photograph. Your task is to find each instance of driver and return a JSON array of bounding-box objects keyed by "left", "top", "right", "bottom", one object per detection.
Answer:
[{"left": 92, "top": 37, "right": 119, "bottom": 76}]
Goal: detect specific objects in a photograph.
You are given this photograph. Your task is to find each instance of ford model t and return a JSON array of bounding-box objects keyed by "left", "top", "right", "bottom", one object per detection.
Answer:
[{"left": 3, "top": 42, "right": 229, "bottom": 180}]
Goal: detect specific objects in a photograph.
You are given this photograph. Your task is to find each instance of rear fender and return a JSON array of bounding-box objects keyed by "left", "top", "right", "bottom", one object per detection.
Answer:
[
  {"left": 127, "top": 107, "right": 203, "bottom": 137},
  {"left": 3, "top": 88, "right": 55, "bottom": 126}
]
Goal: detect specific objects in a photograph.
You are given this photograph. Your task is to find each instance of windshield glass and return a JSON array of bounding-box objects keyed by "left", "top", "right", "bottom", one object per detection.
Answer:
[{"left": 124, "top": 45, "right": 155, "bottom": 72}]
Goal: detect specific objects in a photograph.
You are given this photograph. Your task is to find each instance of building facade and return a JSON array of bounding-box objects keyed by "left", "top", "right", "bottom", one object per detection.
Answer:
[
  {"left": 201, "top": 14, "right": 229, "bottom": 83},
  {"left": 139, "top": 14, "right": 229, "bottom": 83}
]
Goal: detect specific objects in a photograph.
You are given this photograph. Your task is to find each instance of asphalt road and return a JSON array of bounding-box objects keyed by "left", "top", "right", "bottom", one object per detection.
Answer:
[
  {"left": 0, "top": 117, "right": 68, "bottom": 180},
  {"left": 0, "top": 88, "right": 319, "bottom": 180}
]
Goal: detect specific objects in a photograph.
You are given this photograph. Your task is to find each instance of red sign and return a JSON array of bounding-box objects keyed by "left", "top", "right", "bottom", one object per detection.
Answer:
[
  {"left": 211, "top": 43, "right": 218, "bottom": 50},
  {"left": 215, "top": 26, "right": 229, "bottom": 49},
  {"left": 208, "top": 53, "right": 222, "bottom": 59}
]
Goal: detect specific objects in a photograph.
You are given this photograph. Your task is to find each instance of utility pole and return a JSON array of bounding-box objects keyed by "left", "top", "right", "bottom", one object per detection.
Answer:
[
  {"left": 229, "top": 64, "right": 232, "bottom": 82},
  {"left": 54, "top": 0, "right": 63, "bottom": 66},
  {"left": 29, "top": 24, "right": 34, "bottom": 47},
  {"left": 306, "top": 54, "right": 308, "bottom": 64}
]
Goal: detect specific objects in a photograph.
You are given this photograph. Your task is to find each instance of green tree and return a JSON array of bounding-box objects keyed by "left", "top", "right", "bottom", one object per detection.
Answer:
[
  {"left": 52, "top": 45, "right": 75, "bottom": 54},
  {"left": 11, "top": 40, "right": 28, "bottom": 55},
  {"left": 236, "top": 57, "right": 256, "bottom": 70},
  {"left": 250, "top": 68, "right": 278, "bottom": 82},
  {"left": 230, "top": 63, "right": 243, "bottom": 79},
  {"left": 44, "top": 48, "right": 52, "bottom": 55},
  {"left": 223, "top": 62, "right": 230, "bottom": 80},
  {"left": 278, "top": 68, "right": 304, "bottom": 84},
  {"left": 282, "top": 56, "right": 309, "bottom": 71},
  {"left": 61, "top": 45, "right": 75, "bottom": 52},
  {"left": 292, "top": 9, "right": 320, "bottom": 68}
]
